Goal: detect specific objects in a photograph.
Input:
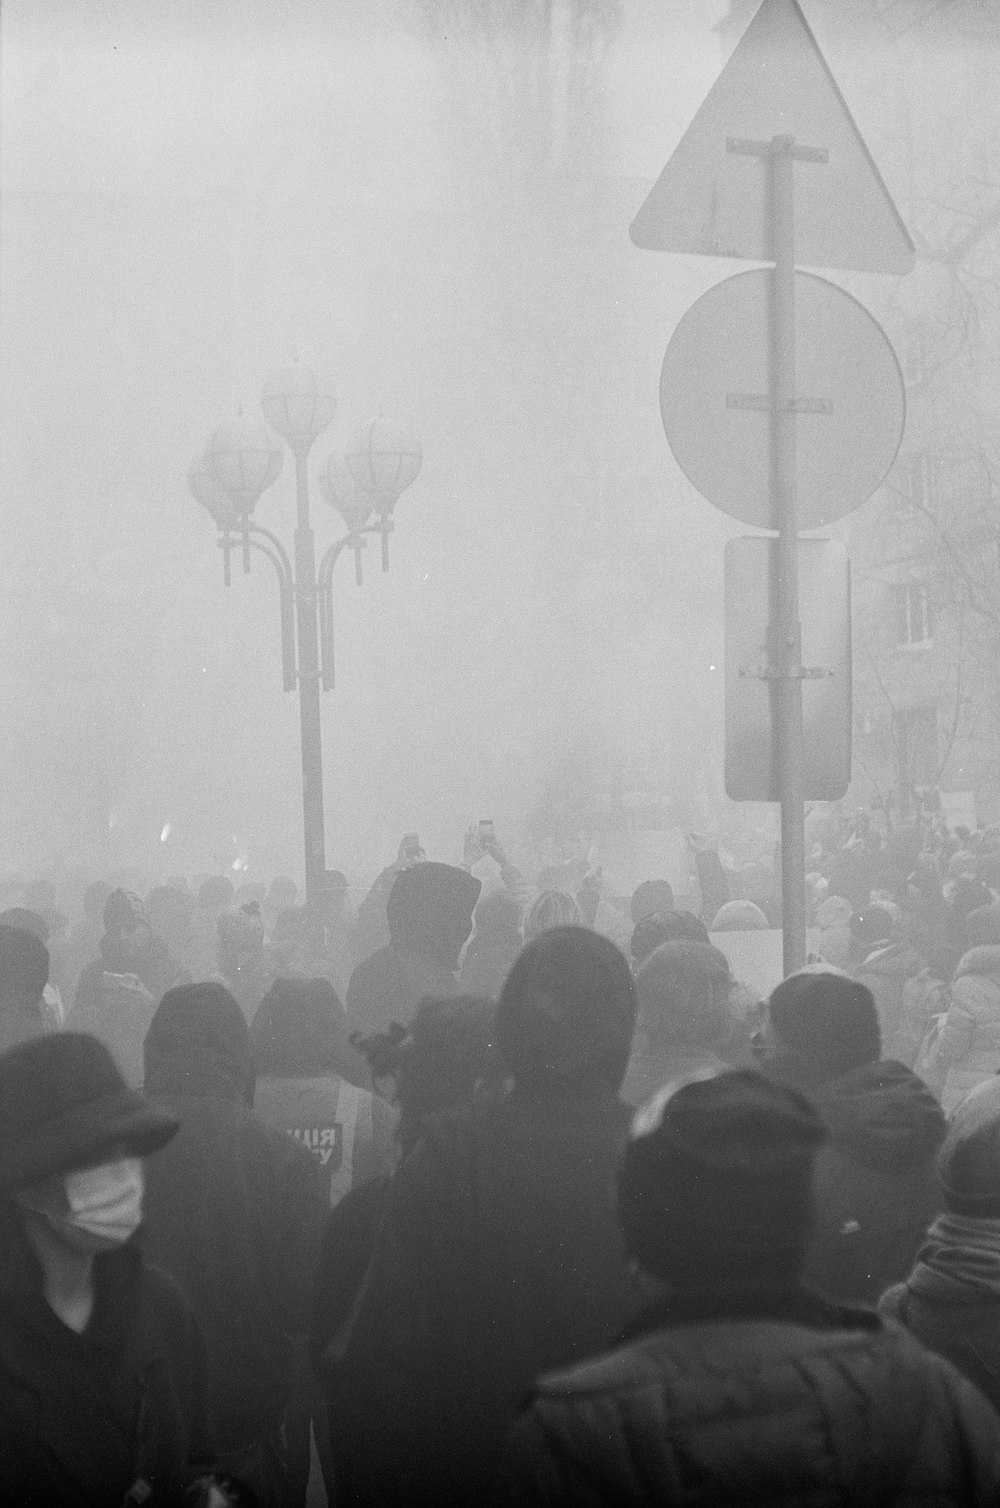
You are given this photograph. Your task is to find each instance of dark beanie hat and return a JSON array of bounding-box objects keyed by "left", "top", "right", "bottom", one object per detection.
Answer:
[
  {"left": 618, "top": 1070, "right": 826, "bottom": 1289},
  {"left": 0, "top": 1032, "right": 177, "bottom": 1193},
  {"left": 497, "top": 926, "right": 635, "bottom": 1095},
  {"left": 104, "top": 888, "right": 147, "bottom": 936},
  {"left": 938, "top": 1077, "right": 1000, "bottom": 1216},
  {"left": 631, "top": 879, "right": 676, "bottom": 926},
  {"left": 768, "top": 968, "right": 880, "bottom": 1075}
]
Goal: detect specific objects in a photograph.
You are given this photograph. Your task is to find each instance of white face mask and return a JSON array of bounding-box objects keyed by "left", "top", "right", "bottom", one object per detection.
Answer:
[{"left": 61, "top": 1157, "right": 144, "bottom": 1249}]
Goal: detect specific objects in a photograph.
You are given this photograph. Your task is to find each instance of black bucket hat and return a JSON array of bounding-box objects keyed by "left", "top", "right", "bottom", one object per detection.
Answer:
[{"left": 0, "top": 1032, "right": 177, "bottom": 1193}]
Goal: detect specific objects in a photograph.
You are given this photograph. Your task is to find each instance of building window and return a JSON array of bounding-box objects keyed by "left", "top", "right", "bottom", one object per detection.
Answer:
[{"left": 893, "top": 580, "right": 934, "bottom": 648}]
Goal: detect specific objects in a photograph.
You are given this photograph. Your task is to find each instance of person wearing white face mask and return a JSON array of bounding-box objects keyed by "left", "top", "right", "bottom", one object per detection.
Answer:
[{"left": 0, "top": 1030, "right": 238, "bottom": 1506}]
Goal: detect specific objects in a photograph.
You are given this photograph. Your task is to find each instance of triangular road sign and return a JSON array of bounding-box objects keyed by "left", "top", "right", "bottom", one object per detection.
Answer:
[{"left": 630, "top": 0, "right": 914, "bottom": 274}]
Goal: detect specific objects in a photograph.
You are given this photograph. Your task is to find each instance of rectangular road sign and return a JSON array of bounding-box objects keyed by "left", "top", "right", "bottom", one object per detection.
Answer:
[{"left": 725, "top": 536, "right": 851, "bottom": 801}]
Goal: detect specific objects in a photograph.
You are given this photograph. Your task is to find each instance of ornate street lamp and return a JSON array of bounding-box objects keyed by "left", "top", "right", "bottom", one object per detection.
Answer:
[
  {"left": 192, "top": 364, "right": 421, "bottom": 929},
  {"left": 345, "top": 417, "right": 423, "bottom": 570}
]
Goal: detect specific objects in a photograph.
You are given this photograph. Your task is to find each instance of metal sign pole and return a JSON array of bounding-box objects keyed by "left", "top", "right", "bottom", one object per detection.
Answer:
[{"left": 771, "top": 133, "right": 807, "bottom": 974}]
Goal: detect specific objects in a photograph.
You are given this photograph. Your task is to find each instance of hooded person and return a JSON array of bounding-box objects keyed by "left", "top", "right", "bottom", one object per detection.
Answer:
[
  {"left": 460, "top": 888, "right": 523, "bottom": 999},
  {"left": 760, "top": 968, "right": 946, "bottom": 1303},
  {"left": 0, "top": 1032, "right": 225, "bottom": 1506},
  {"left": 346, "top": 862, "right": 481, "bottom": 1037},
  {"left": 496, "top": 1070, "right": 1000, "bottom": 1508},
  {"left": 925, "top": 904, "right": 1000, "bottom": 1111},
  {"left": 0, "top": 924, "right": 54, "bottom": 1055},
  {"left": 328, "top": 926, "right": 639, "bottom": 1507},
  {"left": 882, "top": 1076, "right": 1000, "bottom": 1410},
  {"left": 141, "top": 983, "right": 327, "bottom": 1508}
]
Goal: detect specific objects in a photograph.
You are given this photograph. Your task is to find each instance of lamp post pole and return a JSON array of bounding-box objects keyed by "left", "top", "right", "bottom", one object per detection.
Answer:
[
  {"left": 194, "top": 369, "right": 422, "bottom": 938},
  {"left": 291, "top": 443, "right": 327, "bottom": 917}
]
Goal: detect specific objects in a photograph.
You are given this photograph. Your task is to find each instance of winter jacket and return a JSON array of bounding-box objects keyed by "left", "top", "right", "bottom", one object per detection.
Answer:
[
  {"left": 496, "top": 1287, "right": 1000, "bottom": 1507},
  {"left": 0, "top": 1228, "right": 213, "bottom": 1507},
  {"left": 253, "top": 1073, "right": 396, "bottom": 1207},
  {"left": 763, "top": 1052, "right": 945, "bottom": 1303},
  {"left": 881, "top": 1213, "right": 1000, "bottom": 1411},
  {"left": 325, "top": 1088, "right": 637, "bottom": 1506},
  {"left": 0, "top": 998, "right": 54, "bottom": 1056},
  {"left": 347, "top": 863, "right": 481, "bottom": 1036},
  {"left": 857, "top": 940, "right": 925, "bottom": 1061},
  {"left": 141, "top": 988, "right": 327, "bottom": 1453},
  {"left": 929, "top": 943, "right": 1000, "bottom": 1110}
]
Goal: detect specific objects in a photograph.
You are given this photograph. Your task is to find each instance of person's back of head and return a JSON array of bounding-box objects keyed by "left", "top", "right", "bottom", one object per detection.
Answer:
[
  {"left": 144, "top": 981, "right": 253, "bottom": 1104},
  {"left": 0, "top": 908, "right": 49, "bottom": 943},
  {"left": 618, "top": 1069, "right": 826, "bottom": 1293},
  {"left": 630, "top": 879, "right": 676, "bottom": 927},
  {"left": 710, "top": 900, "right": 769, "bottom": 932},
  {"left": 0, "top": 925, "right": 49, "bottom": 1013},
  {"left": 635, "top": 941, "right": 735, "bottom": 1054},
  {"left": 523, "top": 889, "right": 581, "bottom": 945},
  {"left": 630, "top": 911, "right": 709, "bottom": 967},
  {"left": 251, "top": 976, "right": 347, "bottom": 1076},
  {"left": 766, "top": 968, "right": 881, "bottom": 1082},
  {"left": 497, "top": 926, "right": 635, "bottom": 1097},
  {"left": 386, "top": 863, "right": 482, "bottom": 967},
  {"left": 355, "top": 994, "right": 500, "bottom": 1152},
  {"left": 197, "top": 875, "right": 235, "bottom": 914},
  {"left": 473, "top": 889, "right": 523, "bottom": 945}
]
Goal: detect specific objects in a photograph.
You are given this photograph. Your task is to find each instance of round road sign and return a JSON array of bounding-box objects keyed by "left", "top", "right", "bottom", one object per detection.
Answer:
[{"left": 660, "top": 269, "right": 906, "bottom": 530}]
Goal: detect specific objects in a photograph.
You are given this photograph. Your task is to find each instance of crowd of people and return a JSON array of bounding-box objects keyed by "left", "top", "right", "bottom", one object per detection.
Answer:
[{"left": 5, "top": 809, "right": 1000, "bottom": 1503}]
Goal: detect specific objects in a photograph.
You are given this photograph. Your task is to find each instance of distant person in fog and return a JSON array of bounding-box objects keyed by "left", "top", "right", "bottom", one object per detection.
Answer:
[
  {"left": 925, "top": 904, "right": 1000, "bottom": 1111},
  {"left": 346, "top": 862, "right": 480, "bottom": 1037},
  {"left": 0, "top": 925, "right": 53, "bottom": 1055},
  {"left": 497, "top": 1070, "right": 1000, "bottom": 1508},
  {"left": 75, "top": 888, "right": 187, "bottom": 1010},
  {"left": 460, "top": 888, "right": 523, "bottom": 999},
  {"left": 622, "top": 940, "right": 738, "bottom": 1108},
  {"left": 630, "top": 878, "right": 675, "bottom": 927},
  {"left": 57, "top": 878, "right": 112, "bottom": 1005},
  {"left": 522, "top": 888, "right": 580, "bottom": 944},
  {"left": 331, "top": 926, "right": 638, "bottom": 1506}
]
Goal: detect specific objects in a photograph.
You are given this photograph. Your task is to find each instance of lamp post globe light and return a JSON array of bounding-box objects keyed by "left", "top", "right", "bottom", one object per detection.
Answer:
[{"left": 190, "top": 362, "right": 421, "bottom": 932}]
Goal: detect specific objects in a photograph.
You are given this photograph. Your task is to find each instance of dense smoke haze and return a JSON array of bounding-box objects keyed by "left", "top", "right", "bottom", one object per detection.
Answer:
[{"left": 0, "top": 0, "right": 994, "bottom": 892}]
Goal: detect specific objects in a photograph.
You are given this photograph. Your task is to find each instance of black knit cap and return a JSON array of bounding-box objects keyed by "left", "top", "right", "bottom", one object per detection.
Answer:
[
  {"left": 497, "top": 926, "right": 636, "bottom": 1095},
  {"left": 0, "top": 1032, "right": 177, "bottom": 1193},
  {"left": 618, "top": 1069, "right": 826, "bottom": 1289},
  {"left": 767, "top": 968, "right": 880, "bottom": 1075}
]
